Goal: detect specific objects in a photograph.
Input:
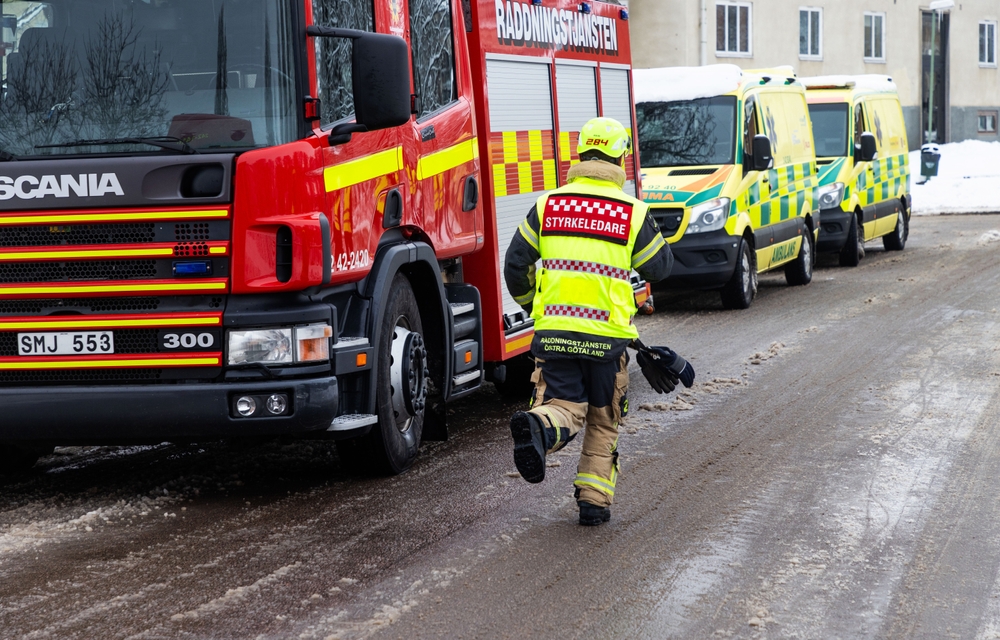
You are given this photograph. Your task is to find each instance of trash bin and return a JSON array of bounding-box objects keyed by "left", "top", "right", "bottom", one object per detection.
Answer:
[{"left": 920, "top": 143, "right": 941, "bottom": 178}]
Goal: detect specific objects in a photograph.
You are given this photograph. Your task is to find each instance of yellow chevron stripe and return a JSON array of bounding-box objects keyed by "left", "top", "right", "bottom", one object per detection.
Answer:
[
  {"left": 0, "top": 357, "right": 221, "bottom": 370},
  {"left": 0, "top": 247, "right": 177, "bottom": 261},
  {"left": 324, "top": 146, "right": 403, "bottom": 192},
  {"left": 0, "top": 317, "right": 221, "bottom": 330},
  {"left": 0, "top": 282, "right": 227, "bottom": 296},
  {"left": 0, "top": 210, "right": 229, "bottom": 226},
  {"left": 416, "top": 138, "right": 479, "bottom": 180}
]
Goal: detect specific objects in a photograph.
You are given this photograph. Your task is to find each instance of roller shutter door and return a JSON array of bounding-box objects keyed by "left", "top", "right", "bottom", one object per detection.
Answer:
[
  {"left": 600, "top": 67, "right": 637, "bottom": 197},
  {"left": 486, "top": 58, "right": 556, "bottom": 323},
  {"left": 555, "top": 64, "right": 599, "bottom": 183}
]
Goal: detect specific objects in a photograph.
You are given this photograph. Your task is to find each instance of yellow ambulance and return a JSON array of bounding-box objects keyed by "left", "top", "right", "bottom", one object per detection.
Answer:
[
  {"left": 634, "top": 65, "right": 819, "bottom": 309},
  {"left": 802, "top": 75, "right": 911, "bottom": 266}
]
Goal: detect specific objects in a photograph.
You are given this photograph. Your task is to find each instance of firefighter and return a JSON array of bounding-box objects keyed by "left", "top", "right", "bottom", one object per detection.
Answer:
[{"left": 504, "top": 116, "right": 674, "bottom": 526}]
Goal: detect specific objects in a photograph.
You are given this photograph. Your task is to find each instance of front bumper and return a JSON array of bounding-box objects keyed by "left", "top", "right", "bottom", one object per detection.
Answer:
[
  {"left": 817, "top": 207, "right": 852, "bottom": 253},
  {"left": 0, "top": 377, "right": 338, "bottom": 443},
  {"left": 663, "top": 229, "right": 739, "bottom": 289}
]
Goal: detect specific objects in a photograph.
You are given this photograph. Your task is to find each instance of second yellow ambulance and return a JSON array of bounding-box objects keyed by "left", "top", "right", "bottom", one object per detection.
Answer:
[{"left": 802, "top": 75, "right": 911, "bottom": 266}]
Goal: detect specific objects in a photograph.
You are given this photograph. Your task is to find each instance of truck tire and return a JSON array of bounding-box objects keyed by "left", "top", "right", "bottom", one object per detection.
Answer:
[
  {"left": 883, "top": 209, "right": 907, "bottom": 251},
  {"left": 339, "top": 274, "right": 428, "bottom": 475},
  {"left": 785, "top": 230, "right": 814, "bottom": 286},
  {"left": 839, "top": 214, "right": 862, "bottom": 267},
  {"left": 720, "top": 238, "right": 757, "bottom": 309}
]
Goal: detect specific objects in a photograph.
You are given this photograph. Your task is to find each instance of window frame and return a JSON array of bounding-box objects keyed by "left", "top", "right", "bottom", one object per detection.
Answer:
[
  {"left": 863, "top": 12, "right": 886, "bottom": 64},
  {"left": 409, "top": 0, "right": 460, "bottom": 123},
  {"left": 978, "top": 111, "right": 998, "bottom": 133},
  {"left": 716, "top": 1, "right": 753, "bottom": 58},
  {"left": 799, "top": 7, "right": 823, "bottom": 61},
  {"left": 980, "top": 20, "right": 998, "bottom": 68}
]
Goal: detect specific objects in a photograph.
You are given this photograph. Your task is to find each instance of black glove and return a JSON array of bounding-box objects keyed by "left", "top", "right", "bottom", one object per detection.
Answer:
[{"left": 632, "top": 340, "right": 696, "bottom": 394}]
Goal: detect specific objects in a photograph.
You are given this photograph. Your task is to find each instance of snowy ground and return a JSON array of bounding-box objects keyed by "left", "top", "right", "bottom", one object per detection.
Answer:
[{"left": 910, "top": 140, "right": 1000, "bottom": 215}]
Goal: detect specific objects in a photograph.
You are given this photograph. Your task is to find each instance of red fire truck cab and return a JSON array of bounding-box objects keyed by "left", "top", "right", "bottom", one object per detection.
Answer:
[{"left": 0, "top": 0, "right": 643, "bottom": 474}]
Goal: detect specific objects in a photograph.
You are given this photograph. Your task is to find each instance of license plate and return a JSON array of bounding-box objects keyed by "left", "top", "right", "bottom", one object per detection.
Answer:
[{"left": 18, "top": 332, "right": 115, "bottom": 356}]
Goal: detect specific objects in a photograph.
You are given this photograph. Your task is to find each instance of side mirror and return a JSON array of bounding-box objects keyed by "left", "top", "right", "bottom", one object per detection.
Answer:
[
  {"left": 857, "top": 132, "right": 878, "bottom": 162},
  {"left": 751, "top": 135, "right": 774, "bottom": 172},
  {"left": 307, "top": 27, "right": 412, "bottom": 144}
]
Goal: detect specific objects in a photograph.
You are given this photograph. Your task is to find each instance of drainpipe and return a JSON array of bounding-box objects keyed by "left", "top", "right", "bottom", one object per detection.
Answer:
[{"left": 700, "top": 0, "right": 708, "bottom": 66}]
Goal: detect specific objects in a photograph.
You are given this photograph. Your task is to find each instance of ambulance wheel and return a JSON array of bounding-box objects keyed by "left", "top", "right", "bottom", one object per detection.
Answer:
[
  {"left": 839, "top": 214, "right": 862, "bottom": 267},
  {"left": 883, "top": 208, "right": 907, "bottom": 251},
  {"left": 720, "top": 239, "right": 757, "bottom": 309},
  {"left": 785, "top": 229, "right": 814, "bottom": 286},
  {"left": 339, "top": 274, "right": 427, "bottom": 475}
]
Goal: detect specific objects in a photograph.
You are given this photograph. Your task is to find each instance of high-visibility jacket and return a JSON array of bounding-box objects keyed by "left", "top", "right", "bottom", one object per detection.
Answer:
[{"left": 528, "top": 177, "right": 651, "bottom": 358}]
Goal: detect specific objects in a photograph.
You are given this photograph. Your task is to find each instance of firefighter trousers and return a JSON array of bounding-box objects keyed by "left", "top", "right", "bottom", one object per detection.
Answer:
[{"left": 527, "top": 354, "right": 629, "bottom": 508}]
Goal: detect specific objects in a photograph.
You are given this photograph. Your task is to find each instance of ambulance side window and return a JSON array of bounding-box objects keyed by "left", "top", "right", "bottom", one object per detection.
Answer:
[
  {"left": 742, "top": 97, "right": 759, "bottom": 174},
  {"left": 312, "top": 0, "right": 376, "bottom": 126},
  {"left": 409, "top": 0, "right": 458, "bottom": 119},
  {"left": 854, "top": 103, "right": 866, "bottom": 137}
]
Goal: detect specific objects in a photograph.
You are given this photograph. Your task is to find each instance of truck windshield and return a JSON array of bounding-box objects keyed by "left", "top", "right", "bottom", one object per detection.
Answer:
[
  {"left": 635, "top": 96, "right": 737, "bottom": 168},
  {"left": 808, "top": 103, "right": 849, "bottom": 158},
  {"left": 0, "top": 0, "right": 300, "bottom": 157}
]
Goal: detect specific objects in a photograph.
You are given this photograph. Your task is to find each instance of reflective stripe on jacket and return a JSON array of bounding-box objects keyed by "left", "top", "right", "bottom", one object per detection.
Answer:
[{"left": 530, "top": 176, "right": 651, "bottom": 345}]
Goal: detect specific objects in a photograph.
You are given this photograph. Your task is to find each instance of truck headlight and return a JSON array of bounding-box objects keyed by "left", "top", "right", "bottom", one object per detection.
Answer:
[
  {"left": 685, "top": 198, "right": 731, "bottom": 235},
  {"left": 227, "top": 324, "right": 332, "bottom": 366},
  {"left": 818, "top": 182, "right": 845, "bottom": 210}
]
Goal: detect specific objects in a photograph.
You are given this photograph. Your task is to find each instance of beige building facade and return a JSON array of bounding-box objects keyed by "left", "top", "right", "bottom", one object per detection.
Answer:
[{"left": 627, "top": 0, "right": 1000, "bottom": 149}]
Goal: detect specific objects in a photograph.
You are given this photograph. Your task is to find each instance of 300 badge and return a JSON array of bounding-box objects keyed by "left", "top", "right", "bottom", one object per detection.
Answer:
[{"left": 158, "top": 330, "right": 221, "bottom": 351}]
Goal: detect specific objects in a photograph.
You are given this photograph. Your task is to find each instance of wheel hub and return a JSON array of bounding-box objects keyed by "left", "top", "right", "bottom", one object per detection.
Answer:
[{"left": 390, "top": 327, "right": 429, "bottom": 432}]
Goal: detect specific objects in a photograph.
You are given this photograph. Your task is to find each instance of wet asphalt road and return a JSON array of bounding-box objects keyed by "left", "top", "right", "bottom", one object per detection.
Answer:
[{"left": 3, "top": 214, "right": 1000, "bottom": 639}]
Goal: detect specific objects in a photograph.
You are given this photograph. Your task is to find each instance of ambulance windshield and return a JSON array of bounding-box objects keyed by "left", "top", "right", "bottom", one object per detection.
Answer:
[
  {"left": 0, "top": 0, "right": 300, "bottom": 157},
  {"left": 635, "top": 96, "right": 737, "bottom": 168},
  {"left": 808, "top": 103, "right": 850, "bottom": 158}
]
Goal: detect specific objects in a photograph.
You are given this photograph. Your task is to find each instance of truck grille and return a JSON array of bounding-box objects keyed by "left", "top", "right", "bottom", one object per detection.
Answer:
[
  {"left": 0, "top": 221, "right": 225, "bottom": 247},
  {"left": 0, "top": 207, "right": 231, "bottom": 382},
  {"left": 0, "top": 260, "right": 158, "bottom": 283}
]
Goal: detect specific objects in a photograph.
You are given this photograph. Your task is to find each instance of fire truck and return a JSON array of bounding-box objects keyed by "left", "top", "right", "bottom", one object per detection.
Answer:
[{"left": 0, "top": 0, "right": 642, "bottom": 474}]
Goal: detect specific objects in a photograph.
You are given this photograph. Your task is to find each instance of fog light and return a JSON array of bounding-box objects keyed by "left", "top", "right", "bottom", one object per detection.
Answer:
[
  {"left": 266, "top": 394, "right": 288, "bottom": 415},
  {"left": 236, "top": 396, "right": 257, "bottom": 417}
]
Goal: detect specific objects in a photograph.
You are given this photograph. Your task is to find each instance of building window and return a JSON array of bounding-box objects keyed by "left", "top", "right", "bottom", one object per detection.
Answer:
[
  {"left": 864, "top": 12, "right": 885, "bottom": 63},
  {"left": 980, "top": 21, "right": 997, "bottom": 67},
  {"left": 799, "top": 7, "right": 822, "bottom": 60},
  {"left": 716, "top": 2, "right": 752, "bottom": 57},
  {"left": 979, "top": 111, "right": 998, "bottom": 133}
]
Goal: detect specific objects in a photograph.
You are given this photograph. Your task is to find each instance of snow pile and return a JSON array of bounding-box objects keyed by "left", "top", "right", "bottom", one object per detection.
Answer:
[
  {"left": 910, "top": 140, "right": 1000, "bottom": 215},
  {"left": 801, "top": 74, "right": 896, "bottom": 92},
  {"left": 633, "top": 64, "right": 742, "bottom": 104}
]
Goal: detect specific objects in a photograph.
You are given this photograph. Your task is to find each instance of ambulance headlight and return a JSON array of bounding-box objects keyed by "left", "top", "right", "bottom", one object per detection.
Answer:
[
  {"left": 685, "top": 198, "right": 731, "bottom": 235},
  {"left": 818, "top": 182, "right": 845, "bottom": 210}
]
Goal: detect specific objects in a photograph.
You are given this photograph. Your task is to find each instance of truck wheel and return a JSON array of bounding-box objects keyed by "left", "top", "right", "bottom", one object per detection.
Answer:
[
  {"left": 883, "top": 209, "right": 907, "bottom": 251},
  {"left": 0, "top": 446, "right": 41, "bottom": 477},
  {"left": 720, "top": 239, "right": 756, "bottom": 309},
  {"left": 785, "top": 230, "right": 814, "bottom": 286},
  {"left": 839, "top": 214, "right": 862, "bottom": 267},
  {"left": 340, "top": 274, "right": 428, "bottom": 475}
]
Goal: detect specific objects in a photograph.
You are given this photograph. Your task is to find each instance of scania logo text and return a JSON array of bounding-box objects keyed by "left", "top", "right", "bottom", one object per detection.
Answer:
[{"left": 0, "top": 173, "right": 125, "bottom": 200}]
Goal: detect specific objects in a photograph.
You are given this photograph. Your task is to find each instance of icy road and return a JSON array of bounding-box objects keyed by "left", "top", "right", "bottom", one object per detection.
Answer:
[{"left": 3, "top": 214, "right": 1000, "bottom": 639}]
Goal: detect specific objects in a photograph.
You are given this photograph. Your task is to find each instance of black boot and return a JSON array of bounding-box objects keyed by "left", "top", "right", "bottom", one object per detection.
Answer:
[
  {"left": 578, "top": 501, "right": 611, "bottom": 526},
  {"left": 510, "top": 411, "right": 548, "bottom": 484}
]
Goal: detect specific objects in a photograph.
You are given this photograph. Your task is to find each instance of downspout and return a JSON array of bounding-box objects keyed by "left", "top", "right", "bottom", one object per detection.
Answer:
[{"left": 700, "top": 0, "right": 708, "bottom": 66}]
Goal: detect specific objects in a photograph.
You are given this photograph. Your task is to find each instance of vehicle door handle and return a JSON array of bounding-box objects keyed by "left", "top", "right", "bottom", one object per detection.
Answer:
[{"left": 420, "top": 125, "right": 436, "bottom": 142}]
